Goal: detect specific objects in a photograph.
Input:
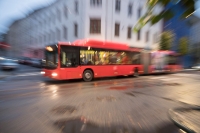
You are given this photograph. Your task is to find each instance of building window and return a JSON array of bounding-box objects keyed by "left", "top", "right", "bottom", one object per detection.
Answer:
[
  {"left": 90, "top": 0, "right": 95, "bottom": 5},
  {"left": 52, "top": 12, "right": 55, "bottom": 23},
  {"left": 74, "top": 23, "right": 78, "bottom": 37},
  {"left": 75, "top": 1, "right": 78, "bottom": 14},
  {"left": 154, "top": 33, "right": 159, "bottom": 43},
  {"left": 57, "top": 28, "right": 61, "bottom": 40},
  {"left": 127, "top": 27, "right": 132, "bottom": 39},
  {"left": 90, "top": 19, "right": 101, "bottom": 34},
  {"left": 146, "top": 31, "right": 149, "bottom": 42},
  {"left": 90, "top": 0, "right": 102, "bottom": 6},
  {"left": 138, "top": 7, "right": 142, "bottom": 19},
  {"left": 44, "top": 35, "right": 46, "bottom": 44},
  {"left": 44, "top": 20, "right": 46, "bottom": 28},
  {"left": 64, "top": 5, "right": 68, "bottom": 18},
  {"left": 115, "top": 0, "right": 121, "bottom": 12},
  {"left": 128, "top": 3, "right": 133, "bottom": 16},
  {"left": 115, "top": 23, "right": 120, "bottom": 36},
  {"left": 49, "top": 17, "right": 51, "bottom": 26},
  {"left": 57, "top": 9, "right": 61, "bottom": 21},
  {"left": 63, "top": 26, "right": 67, "bottom": 39},
  {"left": 137, "top": 30, "right": 141, "bottom": 41}
]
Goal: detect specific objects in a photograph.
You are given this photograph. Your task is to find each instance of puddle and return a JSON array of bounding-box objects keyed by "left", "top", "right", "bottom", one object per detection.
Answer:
[
  {"left": 55, "top": 117, "right": 180, "bottom": 133},
  {"left": 54, "top": 117, "right": 137, "bottom": 133},
  {"left": 51, "top": 105, "right": 77, "bottom": 115},
  {"left": 92, "top": 81, "right": 115, "bottom": 86},
  {"left": 96, "top": 96, "right": 117, "bottom": 102},
  {"left": 164, "top": 83, "right": 181, "bottom": 86},
  {"left": 109, "top": 86, "right": 127, "bottom": 90},
  {"left": 162, "top": 97, "right": 174, "bottom": 101},
  {"left": 124, "top": 92, "right": 135, "bottom": 97},
  {"left": 108, "top": 81, "right": 181, "bottom": 90},
  {"left": 55, "top": 118, "right": 99, "bottom": 133}
]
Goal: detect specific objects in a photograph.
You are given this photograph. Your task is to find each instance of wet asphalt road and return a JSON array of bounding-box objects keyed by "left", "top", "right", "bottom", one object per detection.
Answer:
[{"left": 0, "top": 66, "right": 200, "bottom": 133}]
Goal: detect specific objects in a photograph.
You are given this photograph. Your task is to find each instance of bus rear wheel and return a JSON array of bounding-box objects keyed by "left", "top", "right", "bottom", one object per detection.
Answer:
[{"left": 83, "top": 70, "right": 93, "bottom": 82}]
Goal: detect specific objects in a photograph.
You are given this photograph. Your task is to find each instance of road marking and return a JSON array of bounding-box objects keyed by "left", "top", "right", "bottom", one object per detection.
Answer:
[
  {"left": 160, "top": 78, "right": 179, "bottom": 81},
  {"left": 14, "top": 72, "right": 41, "bottom": 77},
  {"left": 150, "top": 76, "right": 179, "bottom": 81},
  {"left": 173, "top": 73, "right": 200, "bottom": 77},
  {"left": 0, "top": 80, "right": 5, "bottom": 83},
  {"left": 18, "top": 69, "right": 41, "bottom": 72},
  {"left": 150, "top": 77, "right": 166, "bottom": 79}
]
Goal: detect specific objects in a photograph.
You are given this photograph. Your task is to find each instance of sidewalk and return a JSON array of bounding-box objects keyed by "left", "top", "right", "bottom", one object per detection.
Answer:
[{"left": 179, "top": 68, "right": 197, "bottom": 72}]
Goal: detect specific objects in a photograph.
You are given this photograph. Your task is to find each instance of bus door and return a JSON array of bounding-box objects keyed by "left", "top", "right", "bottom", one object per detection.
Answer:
[{"left": 60, "top": 46, "right": 81, "bottom": 79}]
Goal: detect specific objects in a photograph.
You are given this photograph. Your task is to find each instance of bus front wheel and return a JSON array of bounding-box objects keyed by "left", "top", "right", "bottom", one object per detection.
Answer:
[{"left": 83, "top": 70, "right": 93, "bottom": 82}]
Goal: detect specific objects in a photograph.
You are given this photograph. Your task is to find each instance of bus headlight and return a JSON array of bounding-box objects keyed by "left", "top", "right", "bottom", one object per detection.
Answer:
[
  {"left": 52, "top": 73, "right": 58, "bottom": 77},
  {"left": 41, "top": 71, "right": 45, "bottom": 74}
]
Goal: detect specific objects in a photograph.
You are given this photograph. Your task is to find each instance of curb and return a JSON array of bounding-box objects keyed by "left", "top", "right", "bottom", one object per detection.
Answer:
[
  {"left": 178, "top": 69, "right": 197, "bottom": 72},
  {"left": 168, "top": 106, "right": 200, "bottom": 133}
]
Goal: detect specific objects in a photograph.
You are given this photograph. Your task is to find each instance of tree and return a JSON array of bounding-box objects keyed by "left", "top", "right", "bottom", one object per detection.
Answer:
[
  {"left": 178, "top": 37, "right": 189, "bottom": 55},
  {"left": 159, "top": 30, "right": 175, "bottom": 50},
  {"left": 134, "top": 0, "right": 195, "bottom": 32}
]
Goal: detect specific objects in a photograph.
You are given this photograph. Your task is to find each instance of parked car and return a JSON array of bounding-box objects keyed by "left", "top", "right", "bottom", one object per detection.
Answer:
[
  {"left": 18, "top": 57, "right": 25, "bottom": 64},
  {"left": 0, "top": 59, "right": 18, "bottom": 70},
  {"left": 26, "top": 58, "right": 33, "bottom": 65},
  {"left": 31, "top": 58, "right": 42, "bottom": 67},
  {"left": 41, "top": 59, "right": 46, "bottom": 68},
  {"left": 18, "top": 57, "right": 32, "bottom": 65}
]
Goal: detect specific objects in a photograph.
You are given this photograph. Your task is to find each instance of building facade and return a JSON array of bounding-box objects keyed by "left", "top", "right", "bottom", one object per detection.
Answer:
[
  {"left": 163, "top": 2, "right": 200, "bottom": 68},
  {"left": 6, "top": 0, "right": 163, "bottom": 58},
  {"left": 163, "top": 2, "right": 190, "bottom": 51},
  {"left": 190, "top": 21, "right": 200, "bottom": 64}
]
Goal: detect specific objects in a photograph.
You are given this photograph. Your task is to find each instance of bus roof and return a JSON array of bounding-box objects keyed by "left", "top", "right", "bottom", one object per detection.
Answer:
[{"left": 58, "top": 39, "right": 141, "bottom": 52}]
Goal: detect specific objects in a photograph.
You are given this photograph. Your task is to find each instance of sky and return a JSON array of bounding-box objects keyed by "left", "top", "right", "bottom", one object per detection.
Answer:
[
  {"left": 0, "top": 0, "right": 200, "bottom": 34},
  {"left": 0, "top": 0, "right": 56, "bottom": 34}
]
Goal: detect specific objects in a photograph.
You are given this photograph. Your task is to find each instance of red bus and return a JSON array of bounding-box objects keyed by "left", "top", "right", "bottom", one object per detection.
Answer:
[
  {"left": 41, "top": 39, "right": 181, "bottom": 81},
  {"left": 150, "top": 50, "right": 181, "bottom": 73}
]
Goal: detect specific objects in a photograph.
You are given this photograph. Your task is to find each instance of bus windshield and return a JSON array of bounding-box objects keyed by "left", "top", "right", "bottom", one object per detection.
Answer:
[{"left": 44, "top": 45, "right": 58, "bottom": 69}]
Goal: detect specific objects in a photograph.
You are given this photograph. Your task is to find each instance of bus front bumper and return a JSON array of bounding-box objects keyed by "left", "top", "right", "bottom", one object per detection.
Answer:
[{"left": 41, "top": 70, "right": 59, "bottom": 79}]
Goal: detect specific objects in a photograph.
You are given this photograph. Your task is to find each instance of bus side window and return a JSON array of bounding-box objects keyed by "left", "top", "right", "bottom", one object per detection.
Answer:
[
  {"left": 109, "top": 52, "right": 117, "bottom": 64},
  {"left": 130, "top": 53, "right": 140, "bottom": 65},
  {"left": 80, "top": 49, "right": 95, "bottom": 65},
  {"left": 97, "top": 51, "right": 109, "bottom": 65}
]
